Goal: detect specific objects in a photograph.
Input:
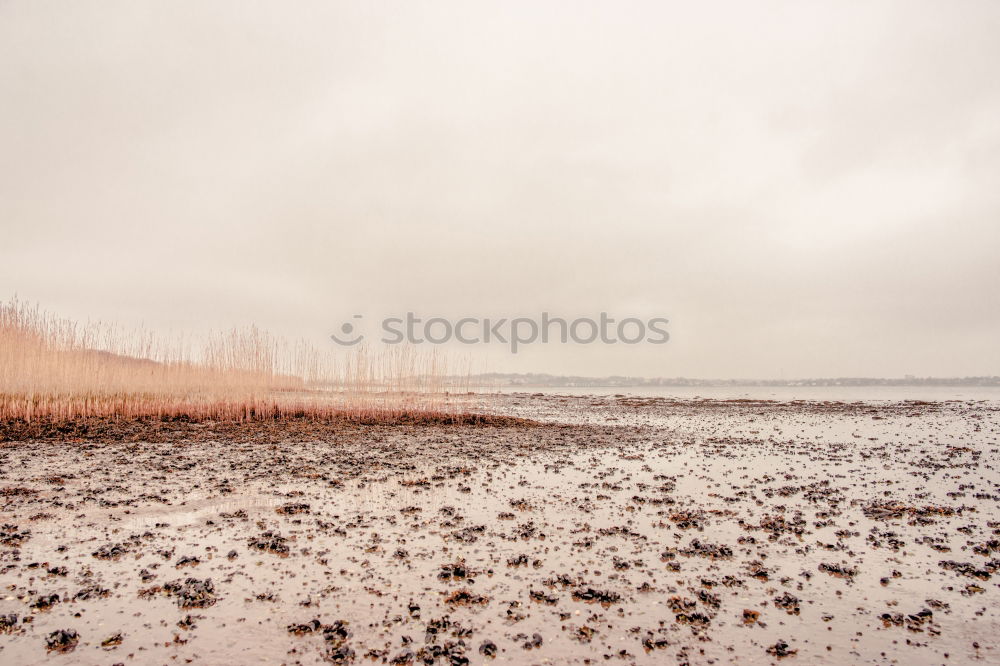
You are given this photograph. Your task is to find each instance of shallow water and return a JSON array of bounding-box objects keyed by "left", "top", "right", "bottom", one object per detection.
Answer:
[{"left": 495, "top": 384, "right": 1000, "bottom": 403}]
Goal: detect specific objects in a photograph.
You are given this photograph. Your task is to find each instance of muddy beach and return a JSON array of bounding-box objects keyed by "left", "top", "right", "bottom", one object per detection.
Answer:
[{"left": 1, "top": 395, "right": 998, "bottom": 665}]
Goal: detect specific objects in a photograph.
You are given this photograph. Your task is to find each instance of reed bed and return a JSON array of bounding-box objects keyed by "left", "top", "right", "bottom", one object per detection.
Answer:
[{"left": 0, "top": 300, "right": 468, "bottom": 423}]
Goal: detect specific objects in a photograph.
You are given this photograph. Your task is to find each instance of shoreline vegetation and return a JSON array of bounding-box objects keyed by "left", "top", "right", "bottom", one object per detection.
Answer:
[
  {"left": 0, "top": 300, "right": 478, "bottom": 425},
  {"left": 0, "top": 412, "right": 538, "bottom": 443}
]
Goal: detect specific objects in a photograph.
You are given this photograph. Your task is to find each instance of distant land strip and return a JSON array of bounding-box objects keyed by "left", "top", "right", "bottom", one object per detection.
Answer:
[{"left": 450, "top": 373, "right": 1000, "bottom": 388}]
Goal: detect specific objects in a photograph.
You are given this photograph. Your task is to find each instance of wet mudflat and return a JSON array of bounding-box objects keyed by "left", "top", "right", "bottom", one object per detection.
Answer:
[{"left": 1, "top": 396, "right": 998, "bottom": 665}]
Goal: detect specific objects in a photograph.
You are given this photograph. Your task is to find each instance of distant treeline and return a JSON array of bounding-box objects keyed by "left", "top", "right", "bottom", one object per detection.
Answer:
[{"left": 457, "top": 373, "right": 1000, "bottom": 388}]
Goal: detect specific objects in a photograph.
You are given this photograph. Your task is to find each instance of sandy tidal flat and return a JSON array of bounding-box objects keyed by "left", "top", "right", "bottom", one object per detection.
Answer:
[{"left": 0, "top": 395, "right": 998, "bottom": 664}]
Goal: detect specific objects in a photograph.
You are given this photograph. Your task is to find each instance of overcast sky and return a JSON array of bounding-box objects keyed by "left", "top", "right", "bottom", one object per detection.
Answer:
[{"left": 2, "top": 1, "right": 999, "bottom": 378}]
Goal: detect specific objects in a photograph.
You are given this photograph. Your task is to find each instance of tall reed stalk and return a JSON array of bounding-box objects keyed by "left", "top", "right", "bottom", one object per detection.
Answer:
[{"left": 0, "top": 299, "right": 460, "bottom": 422}]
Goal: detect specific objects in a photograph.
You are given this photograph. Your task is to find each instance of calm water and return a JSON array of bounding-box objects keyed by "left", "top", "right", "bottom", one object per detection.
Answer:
[{"left": 493, "top": 384, "right": 1000, "bottom": 402}]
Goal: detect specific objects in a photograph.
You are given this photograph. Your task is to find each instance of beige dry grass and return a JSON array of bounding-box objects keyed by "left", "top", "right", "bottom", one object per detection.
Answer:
[{"left": 0, "top": 299, "right": 465, "bottom": 422}]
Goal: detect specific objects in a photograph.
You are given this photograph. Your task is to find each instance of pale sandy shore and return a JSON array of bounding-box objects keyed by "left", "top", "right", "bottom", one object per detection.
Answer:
[{"left": 0, "top": 395, "right": 997, "bottom": 664}]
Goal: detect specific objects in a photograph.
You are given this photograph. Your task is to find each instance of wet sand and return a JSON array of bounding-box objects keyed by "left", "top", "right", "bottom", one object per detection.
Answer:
[{"left": 1, "top": 395, "right": 998, "bottom": 664}]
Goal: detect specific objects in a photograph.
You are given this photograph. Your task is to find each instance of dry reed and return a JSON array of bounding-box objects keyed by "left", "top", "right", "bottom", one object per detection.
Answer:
[{"left": 0, "top": 299, "right": 468, "bottom": 423}]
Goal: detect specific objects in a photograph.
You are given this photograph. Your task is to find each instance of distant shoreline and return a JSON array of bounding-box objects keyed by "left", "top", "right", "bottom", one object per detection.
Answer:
[{"left": 453, "top": 374, "right": 1000, "bottom": 388}]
